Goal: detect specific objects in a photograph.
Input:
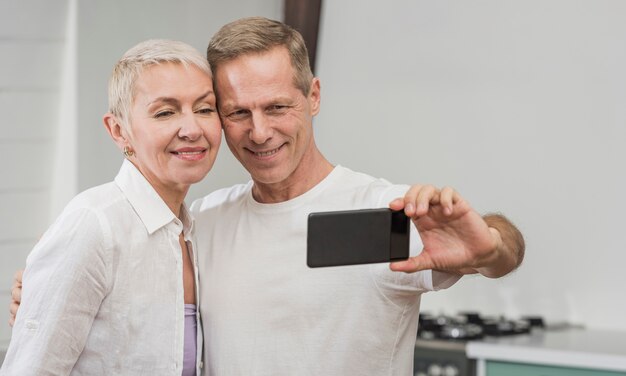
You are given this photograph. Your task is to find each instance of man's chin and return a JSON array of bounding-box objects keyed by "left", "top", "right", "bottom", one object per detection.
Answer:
[{"left": 248, "top": 167, "right": 290, "bottom": 186}]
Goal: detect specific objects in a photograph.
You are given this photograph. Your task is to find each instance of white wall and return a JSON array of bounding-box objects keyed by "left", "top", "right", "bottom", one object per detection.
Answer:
[
  {"left": 315, "top": 0, "right": 626, "bottom": 329},
  {"left": 0, "top": 0, "right": 70, "bottom": 348}
]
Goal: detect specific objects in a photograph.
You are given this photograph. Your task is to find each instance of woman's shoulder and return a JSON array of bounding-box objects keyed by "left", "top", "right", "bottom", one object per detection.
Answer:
[
  {"left": 29, "top": 184, "right": 121, "bottom": 266},
  {"left": 64, "top": 181, "right": 125, "bottom": 213},
  {"left": 50, "top": 181, "right": 126, "bottom": 245}
]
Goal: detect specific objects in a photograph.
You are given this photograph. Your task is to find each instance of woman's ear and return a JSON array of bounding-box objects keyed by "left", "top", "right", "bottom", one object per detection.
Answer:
[{"left": 103, "top": 113, "right": 129, "bottom": 151}]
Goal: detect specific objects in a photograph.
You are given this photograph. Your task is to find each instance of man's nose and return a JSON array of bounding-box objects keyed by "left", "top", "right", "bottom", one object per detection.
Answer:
[{"left": 249, "top": 114, "right": 273, "bottom": 144}]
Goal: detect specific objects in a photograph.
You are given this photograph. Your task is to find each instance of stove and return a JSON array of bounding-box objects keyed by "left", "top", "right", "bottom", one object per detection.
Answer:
[{"left": 413, "top": 312, "right": 544, "bottom": 376}]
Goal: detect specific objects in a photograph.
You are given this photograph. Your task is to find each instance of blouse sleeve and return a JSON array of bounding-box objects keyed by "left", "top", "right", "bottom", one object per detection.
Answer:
[{"left": 1, "top": 207, "right": 111, "bottom": 375}]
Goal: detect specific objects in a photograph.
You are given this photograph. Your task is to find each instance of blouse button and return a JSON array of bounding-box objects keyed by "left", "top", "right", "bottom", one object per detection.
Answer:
[{"left": 25, "top": 319, "right": 39, "bottom": 331}]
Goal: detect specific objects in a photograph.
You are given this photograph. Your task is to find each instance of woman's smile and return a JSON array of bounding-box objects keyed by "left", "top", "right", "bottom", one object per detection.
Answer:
[{"left": 171, "top": 146, "right": 209, "bottom": 161}]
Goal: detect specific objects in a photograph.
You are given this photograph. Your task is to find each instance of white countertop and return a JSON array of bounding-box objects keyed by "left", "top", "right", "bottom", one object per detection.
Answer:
[{"left": 466, "top": 328, "right": 626, "bottom": 372}]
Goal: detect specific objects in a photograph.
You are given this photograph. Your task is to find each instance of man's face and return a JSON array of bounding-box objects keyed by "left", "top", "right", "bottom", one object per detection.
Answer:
[{"left": 214, "top": 46, "right": 320, "bottom": 189}]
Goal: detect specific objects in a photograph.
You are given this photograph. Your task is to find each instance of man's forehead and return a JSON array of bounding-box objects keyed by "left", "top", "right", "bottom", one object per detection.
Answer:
[
  {"left": 214, "top": 47, "right": 292, "bottom": 79},
  {"left": 214, "top": 53, "right": 299, "bottom": 102}
]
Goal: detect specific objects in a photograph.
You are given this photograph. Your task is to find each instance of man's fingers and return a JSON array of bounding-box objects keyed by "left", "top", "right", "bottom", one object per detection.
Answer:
[
  {"left": 415, "top": 185, "right": 439, "bottom": 216},
  {"left": 11, "top": 284, "right": 21, "bottom": 303},
  {"left": 9, "top": 301, "right": 18, "bottom": 327},
  {"left": 14, "top": 269, "right": 23, "bottom": 284},
  {"left": 403, "top": 184, "right": 440, "bottom": 218},
  {"left": 388, "top": 198, "right": 405, "bottom": 211},
  {"left": 398, "top": 184, "right": 464, "bottom": 220},
  {"left": 401, "top": 185, "right": 423, "bottom": 216},
  {"left": 389, "top": 254, "right": 434, "bottom": 273},
  {"left": 9, "top": 301, "right": 18, "bottom": 317},
  {"left": 439, "top": 186, "right": 456, "bottom": 215}
]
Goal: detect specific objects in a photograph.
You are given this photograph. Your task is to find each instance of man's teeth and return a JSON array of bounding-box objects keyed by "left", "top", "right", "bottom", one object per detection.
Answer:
[{"left": 255, "top": 149, "right": 279, "bottom": 157}]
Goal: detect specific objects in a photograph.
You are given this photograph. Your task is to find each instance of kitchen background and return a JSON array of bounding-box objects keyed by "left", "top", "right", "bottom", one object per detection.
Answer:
[{"left": 1, "top": 0, "right": 625, "bottom": 353}]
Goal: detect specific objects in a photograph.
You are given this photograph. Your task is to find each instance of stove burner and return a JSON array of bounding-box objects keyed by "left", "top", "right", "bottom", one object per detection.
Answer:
[
  {"left": 417, "top": 312, "right": 542, "bottom": 341},
  {"left": 414, "top": 313, "right": 545, "bottom": 376}
]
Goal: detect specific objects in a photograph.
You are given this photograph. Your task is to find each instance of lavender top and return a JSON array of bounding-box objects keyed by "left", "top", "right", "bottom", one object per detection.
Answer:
[{"left": 182, "top": 304, "right": 197, "bottom": 376}]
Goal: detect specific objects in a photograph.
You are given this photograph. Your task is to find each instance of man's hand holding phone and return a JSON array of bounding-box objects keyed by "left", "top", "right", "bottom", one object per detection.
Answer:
[
  {"left": 388, "top": 184, "right": 522, "bottom": 278},
  {"left": 9, "top": 270, "right": 23, "bottom": 326}
]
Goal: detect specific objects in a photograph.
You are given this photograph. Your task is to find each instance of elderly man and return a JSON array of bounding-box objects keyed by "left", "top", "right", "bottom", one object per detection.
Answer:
[
  {"left": 10, "top": 17, "right": 524, "bottom": 376},
  {"left": 190, "top": 17, "right": 523, "bottom": 375}
]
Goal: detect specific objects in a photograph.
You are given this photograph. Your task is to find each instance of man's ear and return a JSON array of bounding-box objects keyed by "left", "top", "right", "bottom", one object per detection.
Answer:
[
  {"left": 103, "top": 113, "right": 129, "bottom": 151},
  {"left": 309, "top": 77, "right": 321, "bottom": 116}
]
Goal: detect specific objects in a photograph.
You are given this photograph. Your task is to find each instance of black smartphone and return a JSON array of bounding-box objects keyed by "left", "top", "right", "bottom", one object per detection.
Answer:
[{"left": 306, "top": 208, "right": 410, "bottom": 268}]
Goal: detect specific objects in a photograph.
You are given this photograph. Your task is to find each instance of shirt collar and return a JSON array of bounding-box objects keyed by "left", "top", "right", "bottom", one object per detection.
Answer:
[
  {"left": 114, "top": 159, "right": 192, "bottom": 235},
  {"left": 180, "top": 201, "right": 195, "bottom": 240}
]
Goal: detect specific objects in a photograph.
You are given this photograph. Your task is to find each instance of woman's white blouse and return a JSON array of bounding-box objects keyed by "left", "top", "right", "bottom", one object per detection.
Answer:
[{"left": 1, "top": 160, "right": 202, "bottom": 375}]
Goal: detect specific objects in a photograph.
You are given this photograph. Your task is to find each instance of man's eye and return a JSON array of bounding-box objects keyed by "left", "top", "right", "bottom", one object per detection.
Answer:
[
  {"left": 227, "top": 110, "right": 249, "bottom": 120},
  {"left": 267, "top": 105, "right": 288, "bottom": 113}
]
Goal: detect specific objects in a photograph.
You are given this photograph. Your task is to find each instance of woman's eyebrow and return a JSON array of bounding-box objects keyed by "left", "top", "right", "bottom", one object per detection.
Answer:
[
  {"left": 194, "top": 90, "right": 215, "bottom": 103},
  {"left": 147, "top": 97, "right": 180, "bottom": 107}
]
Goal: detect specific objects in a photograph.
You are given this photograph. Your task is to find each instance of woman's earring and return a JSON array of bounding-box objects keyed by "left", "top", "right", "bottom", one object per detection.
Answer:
[{"left": 123, "top": 146, "right": 135, "bottom": 158}]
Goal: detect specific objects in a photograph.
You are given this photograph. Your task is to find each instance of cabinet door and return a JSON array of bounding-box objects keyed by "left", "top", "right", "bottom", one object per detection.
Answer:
[{"left": 486, "top": 361, "right": 626, "bottom": 376}]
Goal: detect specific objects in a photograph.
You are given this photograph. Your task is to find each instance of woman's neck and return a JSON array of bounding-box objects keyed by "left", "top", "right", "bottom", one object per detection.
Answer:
[{"left": 129, "top": 161, "right": 189, "bottom": 218}]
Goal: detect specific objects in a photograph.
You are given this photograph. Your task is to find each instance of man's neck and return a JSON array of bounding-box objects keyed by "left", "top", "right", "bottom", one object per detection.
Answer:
[{"left": 251, "top": 156, "right": 334, "bottom": 204}]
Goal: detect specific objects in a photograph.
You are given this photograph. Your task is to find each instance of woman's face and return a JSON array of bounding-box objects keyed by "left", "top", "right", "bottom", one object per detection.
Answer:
[{"left": 123, "top": 62, "right": 221, "bottom": 196}]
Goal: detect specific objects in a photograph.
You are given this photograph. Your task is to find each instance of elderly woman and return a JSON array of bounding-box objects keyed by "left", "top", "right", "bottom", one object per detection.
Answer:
[{"left": 0, "top": 39, "right": 221, "bottom": 375}]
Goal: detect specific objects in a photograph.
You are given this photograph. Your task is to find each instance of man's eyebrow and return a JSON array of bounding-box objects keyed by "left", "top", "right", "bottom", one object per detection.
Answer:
[{"left": 217, "top": 100, "right": 237, "bottom": 112}]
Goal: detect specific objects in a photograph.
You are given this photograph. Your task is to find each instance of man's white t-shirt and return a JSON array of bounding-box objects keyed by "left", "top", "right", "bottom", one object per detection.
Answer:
[{"left": 191, "top": 166, "right": 459, "bottom": 376}]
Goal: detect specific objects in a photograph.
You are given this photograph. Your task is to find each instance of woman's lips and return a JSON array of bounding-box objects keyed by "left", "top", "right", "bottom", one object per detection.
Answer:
[{"left": 171, "top": 147, "right": 207, "bottom": 161}]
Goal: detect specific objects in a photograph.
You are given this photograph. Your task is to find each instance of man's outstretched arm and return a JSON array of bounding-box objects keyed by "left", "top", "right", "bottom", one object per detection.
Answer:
[{"left": 388, "top": 185, "right": 524, "bottom": 278}]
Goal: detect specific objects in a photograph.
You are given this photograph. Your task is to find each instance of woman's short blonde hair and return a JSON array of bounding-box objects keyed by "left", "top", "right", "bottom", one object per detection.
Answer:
[{"left": 108, "top": 39, "right": 211, "bottom": 127}]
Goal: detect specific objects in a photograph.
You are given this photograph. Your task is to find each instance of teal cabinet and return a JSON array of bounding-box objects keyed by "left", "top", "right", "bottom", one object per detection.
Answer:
[
  {"left": 486, "top": 361, "right": 626, "bottom": 376},
  {"left": 468, "top": 330, "right": 626, "bottom": 376}
]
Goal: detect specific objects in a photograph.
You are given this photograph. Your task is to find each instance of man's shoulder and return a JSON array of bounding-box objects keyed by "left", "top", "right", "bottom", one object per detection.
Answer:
[
  {"left": 335, "top": 165, "right": 393, "bottom": 187},
  {"left": 190, "top": 181, "right": 252, "bottom": 214},
  {"left": 333, "top": 166, "right": 409, "bottom": 203}
]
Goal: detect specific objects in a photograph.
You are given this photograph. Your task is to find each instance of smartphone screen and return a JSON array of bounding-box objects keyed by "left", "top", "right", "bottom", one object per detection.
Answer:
[{"left": 306, "top": 208, "right": 410, "bottom": 268}]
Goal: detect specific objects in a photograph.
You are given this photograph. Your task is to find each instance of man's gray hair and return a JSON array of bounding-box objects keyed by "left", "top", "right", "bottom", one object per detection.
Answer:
[{"left": 207, "top": 17, "right": 313, "bottom": 96}]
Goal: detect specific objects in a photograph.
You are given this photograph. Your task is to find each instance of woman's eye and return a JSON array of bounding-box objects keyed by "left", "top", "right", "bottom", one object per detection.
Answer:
[
  {"left": 196, "top": 107, "right": 215, "bottom": 114},
  {"left": 154, "top": 110, "right": 174, "bottom": 118}
]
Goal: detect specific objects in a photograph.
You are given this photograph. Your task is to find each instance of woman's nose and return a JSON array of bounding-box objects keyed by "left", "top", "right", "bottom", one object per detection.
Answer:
[{"left": 178, "top": 114, "right": 203, "bottom": 141}]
